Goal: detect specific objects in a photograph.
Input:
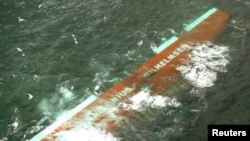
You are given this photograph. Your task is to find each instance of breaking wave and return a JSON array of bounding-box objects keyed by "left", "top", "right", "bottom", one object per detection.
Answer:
[
  {"left": 117, "top": 87, "right": 182, "bottom": 111},
  {"left": 177, "top": 42, "right": 230, "bottom": 88},
  {"left": 54, "top": 125, "right": 120, "bottom": 141}
]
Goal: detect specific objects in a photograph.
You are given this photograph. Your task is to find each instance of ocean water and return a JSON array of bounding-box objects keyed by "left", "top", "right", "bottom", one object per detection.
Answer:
[{"left": 0, "top": 0, "right": 249, "bottom": 141}]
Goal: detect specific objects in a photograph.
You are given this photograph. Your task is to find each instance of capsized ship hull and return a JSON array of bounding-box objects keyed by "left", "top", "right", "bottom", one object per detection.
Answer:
[{"left": 30, "top": 8, "right": 229, "bottom": 141}]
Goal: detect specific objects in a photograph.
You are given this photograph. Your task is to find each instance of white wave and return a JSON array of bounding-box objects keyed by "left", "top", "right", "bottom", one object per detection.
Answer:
[
  {"left": 54, "top": 125, "right": 120, "bottom": 141},
  {"left": 119, "top": 87, "right": 181, "bottom": 111},
  {"left": 0, "top": 137, "right": 7, "bottom": 141},
  {"left": 92, "top": 70, "right": 122, "bottom": 95},
  {"left": 58, "top": 86, "right": 74, "bottom": 100},
  {"left": 37, "top": 84, "right": 76, "bottom": 119},
  {"left": 177, "top": 42, "right": 230, "bottom": 88}
]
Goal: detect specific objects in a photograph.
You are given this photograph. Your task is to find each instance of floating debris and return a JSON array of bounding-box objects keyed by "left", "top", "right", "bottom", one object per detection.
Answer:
[
  {"left": 38, "top": 4, "right": 43, "bottom": 8},
  {"left": 26, "top": 93, "right": 34, "bottom": 100},
  {"left": 168, "top": 28, "right": 178, "bottom": 34},
  {"left": 17, "top": 48, "right": 23, "bottom": 52},
  {"left": 18, "top": 17, "right": 26, "bottom": 22},
  {"left": 72, "top": 34, "right": 78, "bottom": 44},
  {"left": 137, "top": 40, "right": 143, "bottom": 46}
]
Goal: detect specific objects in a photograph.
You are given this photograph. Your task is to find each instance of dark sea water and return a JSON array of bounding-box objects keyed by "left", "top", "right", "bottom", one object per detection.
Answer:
[{"left": 0, "top": 0, "right": 249, "bottom": 141}]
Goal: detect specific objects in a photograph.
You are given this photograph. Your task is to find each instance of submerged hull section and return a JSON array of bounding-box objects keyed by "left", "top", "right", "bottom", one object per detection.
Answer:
[{"left": 30, "top": 8, "right": 229, "bottom": 141}]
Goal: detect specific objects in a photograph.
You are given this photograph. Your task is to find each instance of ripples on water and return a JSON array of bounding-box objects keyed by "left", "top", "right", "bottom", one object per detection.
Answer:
[{"left": 0, "top": 0, "right": 249, "bottom": 141}]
